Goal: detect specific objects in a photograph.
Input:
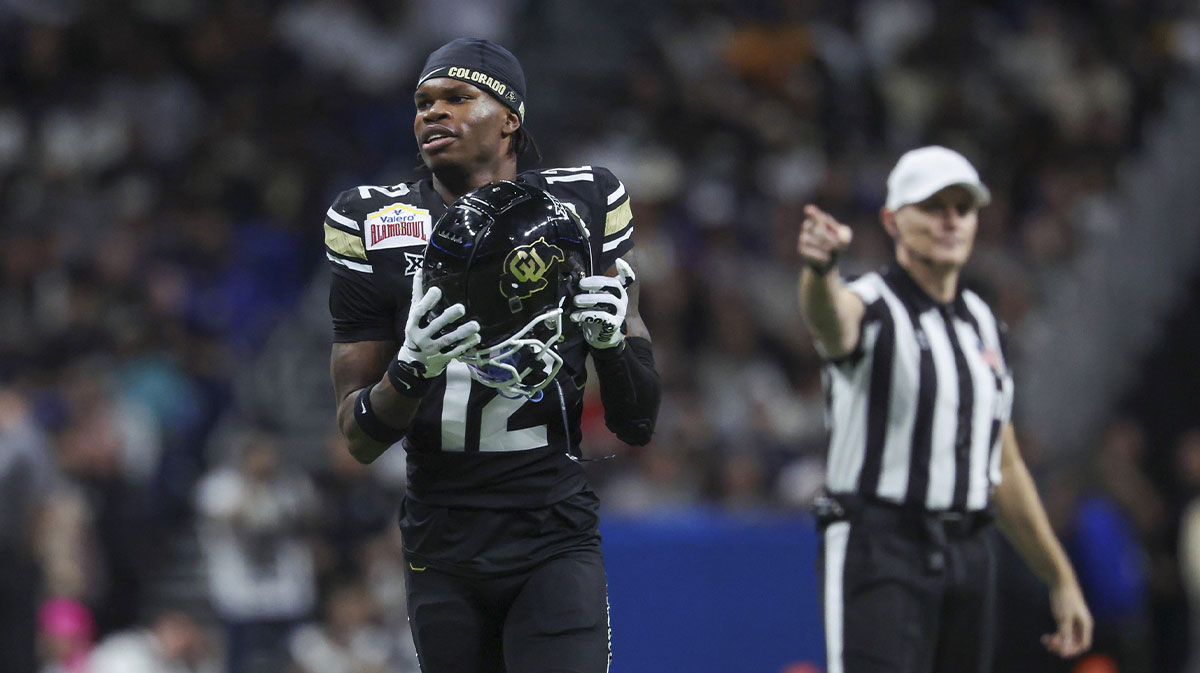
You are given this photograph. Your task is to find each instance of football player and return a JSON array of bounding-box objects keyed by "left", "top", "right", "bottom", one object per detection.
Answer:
[{"left": 325, "top": 38, "right": 660, "bottom": 673}]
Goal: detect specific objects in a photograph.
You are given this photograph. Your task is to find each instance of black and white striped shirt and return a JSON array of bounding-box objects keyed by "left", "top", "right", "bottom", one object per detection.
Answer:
[{"left": 823, "top": 266, "right": 1014, "bottom": 512}]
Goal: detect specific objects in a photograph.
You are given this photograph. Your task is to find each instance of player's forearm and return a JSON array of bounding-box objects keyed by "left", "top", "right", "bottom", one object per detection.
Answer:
[
  {"left": 993, "top": 433, "right": 1079, "bottom": 589},
  {"left": 337, "top": 379, "right": 424, "bottom": 463},
  {"left": 332, "top": 341, "right": 424, "bottom": 463},
  {"left": 798, "top": 267, "right": 859, "bottom": 357},
  {"left": 593, "top": 337, "right": 660, "bottom": 446}
]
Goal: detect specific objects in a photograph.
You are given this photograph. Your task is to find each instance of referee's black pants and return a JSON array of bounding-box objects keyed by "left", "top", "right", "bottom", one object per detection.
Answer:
[{"left": 819, "top": 500, "right": 997, "bottom": 673}]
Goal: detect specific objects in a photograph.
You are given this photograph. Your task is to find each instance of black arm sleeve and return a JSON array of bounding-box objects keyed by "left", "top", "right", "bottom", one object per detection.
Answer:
[{"left": 591, "top": 336, "right": 660, "bottom": 446}]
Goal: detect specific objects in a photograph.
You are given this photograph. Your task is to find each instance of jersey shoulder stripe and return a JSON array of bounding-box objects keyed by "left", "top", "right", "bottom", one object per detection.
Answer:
[
  {"left": 607, "top": 181, "right": 626, "bottom": 206},
  {"left": 604, "top": 199, "right": 632, "bottom": 236},
  {"left": 326, "top": 251, "right": 373, "bottom": 273},
  {"left": 601, "top": 224, "right": 633, "bottom": 253},
  {"left": 591, "top": 166, "right": 635, "bottom": 260},
  {"left": 325, "top": 224, "right": 367, "bottom": 260},
  {"left": 324, "top": 191, "right": 371, "bottom": 271},
  {"left": 326, "top": 206, "right": 359, "bottom": 231},
  {"left": 595, "top": 168, "right": 632, "bottom": 239}
]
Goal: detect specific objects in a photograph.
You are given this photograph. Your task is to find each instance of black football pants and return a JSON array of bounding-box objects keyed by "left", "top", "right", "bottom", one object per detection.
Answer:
[
  {"left": 405, "top": 547, "right": 611, "bottom": 673},
  {"left": 819, "top": 504, "right": 997, "bottom": 673}
]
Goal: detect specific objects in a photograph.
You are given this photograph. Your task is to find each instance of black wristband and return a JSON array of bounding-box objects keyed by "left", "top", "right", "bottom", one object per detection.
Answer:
[
  {"left": 353, "top": 385, "right": 407, "bottom": 445},
  {"left": 804, "top": 249, "right": 840, "bottom": 276},
  {"left": 387, "top": 357, "right": 434, "bottom": 398}
]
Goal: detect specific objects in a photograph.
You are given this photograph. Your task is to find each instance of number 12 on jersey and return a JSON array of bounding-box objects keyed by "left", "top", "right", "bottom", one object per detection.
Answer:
[{"left": 439, "top": 361, "right": 548, "bottom": 452}]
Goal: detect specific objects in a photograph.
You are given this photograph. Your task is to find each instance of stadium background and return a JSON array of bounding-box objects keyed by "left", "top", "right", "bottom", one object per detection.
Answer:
[{"left": 2, "top": 0, "right": 1199, "bottom": 671}]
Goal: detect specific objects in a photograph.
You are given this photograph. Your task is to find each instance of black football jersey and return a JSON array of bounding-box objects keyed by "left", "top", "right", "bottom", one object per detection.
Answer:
[{"left": 325, "top": 166, "right": 635, "bottom": 511}]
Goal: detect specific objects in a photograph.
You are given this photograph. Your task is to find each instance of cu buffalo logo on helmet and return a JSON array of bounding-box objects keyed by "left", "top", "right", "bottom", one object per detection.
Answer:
[{"left": 501, "top": 237, "right": 565, "bottom": 299}]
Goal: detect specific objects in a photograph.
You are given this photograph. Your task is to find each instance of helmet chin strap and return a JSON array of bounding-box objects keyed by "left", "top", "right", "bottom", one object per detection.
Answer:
[{"left": 559, "top": 379, "right": 614, "bottom": 463}]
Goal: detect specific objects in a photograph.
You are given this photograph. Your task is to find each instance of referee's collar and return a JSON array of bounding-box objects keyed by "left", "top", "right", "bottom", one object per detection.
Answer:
[{"left": 884, "top": 264, "right": 970, "bottom": 318}]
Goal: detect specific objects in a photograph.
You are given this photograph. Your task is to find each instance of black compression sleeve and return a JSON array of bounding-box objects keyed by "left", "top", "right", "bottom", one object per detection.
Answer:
[{"left": 591, "top": 337, "right": 660, "bottom": 446}]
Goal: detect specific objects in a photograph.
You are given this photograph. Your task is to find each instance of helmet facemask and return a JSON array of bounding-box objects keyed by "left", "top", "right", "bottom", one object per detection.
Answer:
[{"left": 458, "top": 297, "right": 567, "bottom": 399}]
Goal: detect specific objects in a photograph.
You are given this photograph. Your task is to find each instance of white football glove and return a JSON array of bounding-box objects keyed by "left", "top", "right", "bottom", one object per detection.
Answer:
[
  {"left": 570, "top": 258, "right": 635, "bottom": 350},
  {"left": 396, "top": 269, "right": 481, "bottom": 378}
]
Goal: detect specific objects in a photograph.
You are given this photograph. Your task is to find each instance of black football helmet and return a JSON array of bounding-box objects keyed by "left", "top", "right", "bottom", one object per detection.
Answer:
[{"left": 422, "top": 180, "right": 593, "bottom": 398}]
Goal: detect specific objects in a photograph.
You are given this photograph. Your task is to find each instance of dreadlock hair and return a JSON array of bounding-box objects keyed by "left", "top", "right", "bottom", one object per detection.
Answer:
[{"left": 510, "top": 126, "right": 542, "bottom": 164}]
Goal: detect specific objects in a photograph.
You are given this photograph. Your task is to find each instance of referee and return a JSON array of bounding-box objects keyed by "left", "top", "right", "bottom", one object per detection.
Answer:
[{"left": 797, "top": 146, "right": 1093, "bottom": 673}]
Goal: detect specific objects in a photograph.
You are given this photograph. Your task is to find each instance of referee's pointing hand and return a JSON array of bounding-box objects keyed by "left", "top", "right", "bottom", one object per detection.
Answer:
[{"left": 798, "top": 205, "right": 853, "bottom": 273}]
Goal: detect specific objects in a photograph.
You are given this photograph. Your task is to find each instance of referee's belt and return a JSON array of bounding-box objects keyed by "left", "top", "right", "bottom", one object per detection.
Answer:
[{"left": 812, "top": 493, "right": 993, "bottom": 541}]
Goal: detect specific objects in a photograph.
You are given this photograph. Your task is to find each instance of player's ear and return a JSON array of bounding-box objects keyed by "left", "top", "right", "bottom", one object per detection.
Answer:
[
  {"left": 501, "top": 109, "right": 521, "bottom": 137},
  {"left": 880, "top": 206, "right": 898, "bottom": 239}
]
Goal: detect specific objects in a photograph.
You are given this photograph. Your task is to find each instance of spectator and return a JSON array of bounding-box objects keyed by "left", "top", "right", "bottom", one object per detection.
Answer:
[
  {"left": 195, "top": 429, "right": 320, "bottom": 673},
  {"left": 89, "top": 611, "right": 221, "bottom": 673},
  {"left": 356, "top": 529, "right": 420, "bottom": 669},
  {"left": 311, "top": 430, "right": 401, "bottom": 586},
  {"left": 53, "top": 362, "right": 162, "bottom": 634},
  {"left": 1066, "top": 419, "right": 1161, "bottom": 673},
  {"left": 37, "top": 598, "right": 94, "bottom": 673},
  {"left": 287, "top": 580, "right": 413, "bottom": 673},
  {"left": 602, "top": 443, "right": 703, "bottom": 515},
  {"left": 0, "top": 389, "right": 67, "bottom": 673}
]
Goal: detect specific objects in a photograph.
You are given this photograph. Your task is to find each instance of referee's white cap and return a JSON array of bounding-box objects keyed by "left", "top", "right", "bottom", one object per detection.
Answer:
[{"left": 885, "top": 146, "right": 992, "bottom": 211}]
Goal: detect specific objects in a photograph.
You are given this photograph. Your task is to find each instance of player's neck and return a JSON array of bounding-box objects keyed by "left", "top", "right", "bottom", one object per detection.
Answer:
[
  {"left": 431, "top": 158, "right": 518, "bottom": 204},
  {"left": 897, "top": 251, "right": 960, "bottom": 305}
]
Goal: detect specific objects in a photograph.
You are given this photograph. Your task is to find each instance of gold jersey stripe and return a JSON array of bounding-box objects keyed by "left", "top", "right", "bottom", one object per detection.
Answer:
[
  {"left": 604, "top": 199, "right": 632, "bottom": 236},
  {"left": 325, "top": 223, "right": 367, "bottom": 260}
]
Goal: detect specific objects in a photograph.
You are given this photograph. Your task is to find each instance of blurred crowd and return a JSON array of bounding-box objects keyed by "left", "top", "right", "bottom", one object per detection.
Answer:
[{"left": 3, "top": 0, "right": 1200, "bottom": 672}]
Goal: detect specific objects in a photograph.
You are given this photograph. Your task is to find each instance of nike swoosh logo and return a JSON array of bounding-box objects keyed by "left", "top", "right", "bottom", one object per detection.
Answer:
[
  {"left": 419, "top": 67, "right": 448, "bottom": 83},
  {"left": 393, "top": 363, "right": 413, "bottom": 390},
  {"left": 359, "top": 396, "right": 368, "bottom": 414}
]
